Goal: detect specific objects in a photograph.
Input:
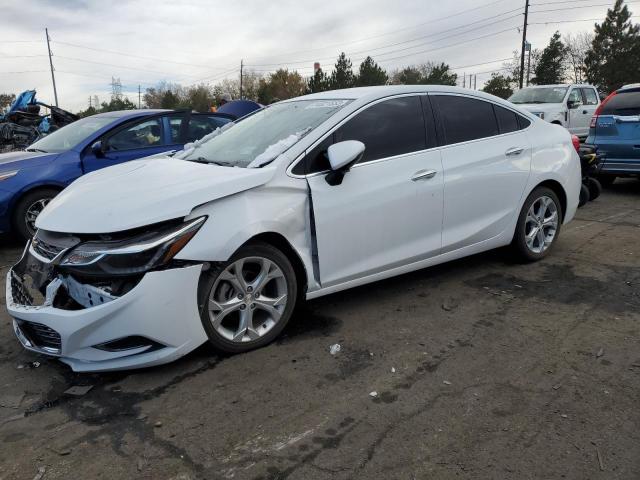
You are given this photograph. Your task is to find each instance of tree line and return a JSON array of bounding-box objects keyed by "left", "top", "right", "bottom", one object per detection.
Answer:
[
  {"left": 65, "top": 0, "right": 639, "bottom": 116},
  {"left": 483, "top": 0, "right": 639, "bottom": 98}
]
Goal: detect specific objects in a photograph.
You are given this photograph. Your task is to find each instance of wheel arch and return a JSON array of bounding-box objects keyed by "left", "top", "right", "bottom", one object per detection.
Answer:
[
  {"left": 10, "top": 184, "right": 64, "bottom": 224},
  {"left": 535, "top": 179, "right": 567, "bottom": 221},
  {"left": 241, "top": 232, "right": 309, "bottom": 298}
]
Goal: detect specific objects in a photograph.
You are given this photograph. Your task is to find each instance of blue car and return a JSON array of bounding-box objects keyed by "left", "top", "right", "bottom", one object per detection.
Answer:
[
  {"left": 586, "top": 83, "right": 640, "bottom": 185},
  {"left": 0, "top": 108, "right": 239, "bottom": 239}
]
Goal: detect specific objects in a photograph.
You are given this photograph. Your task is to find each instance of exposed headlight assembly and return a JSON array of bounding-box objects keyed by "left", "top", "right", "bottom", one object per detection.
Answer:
[{"left": 58, "top": 217, "right": 205, "bottom": 276}]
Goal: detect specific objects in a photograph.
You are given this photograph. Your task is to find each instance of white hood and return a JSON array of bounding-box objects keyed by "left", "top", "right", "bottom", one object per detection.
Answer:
[{"left": 36, "top": 156, "right": 275, "bottom": 234}]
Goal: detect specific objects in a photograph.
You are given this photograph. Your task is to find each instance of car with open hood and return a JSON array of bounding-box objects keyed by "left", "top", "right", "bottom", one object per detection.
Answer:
[{"left": 7, "top": 85, "right": 581, "bottom": 372}]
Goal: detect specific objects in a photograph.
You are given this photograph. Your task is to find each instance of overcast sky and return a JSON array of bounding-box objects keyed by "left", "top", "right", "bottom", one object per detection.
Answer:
[{"left": 0, "top": 0, "right": 632, "bottom": 111}]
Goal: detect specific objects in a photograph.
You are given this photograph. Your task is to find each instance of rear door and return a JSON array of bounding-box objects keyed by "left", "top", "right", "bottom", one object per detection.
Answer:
[
  {"left": 305, "top": 95, "right": 443, "bottom": 287},
  {"left": 594, "top": 89, "right": 640, "bottom": 173},
  {"left": 431, "top": 94, "right": 531, "bottom": 253}
]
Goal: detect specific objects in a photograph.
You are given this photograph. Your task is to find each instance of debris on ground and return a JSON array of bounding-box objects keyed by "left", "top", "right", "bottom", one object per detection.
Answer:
[
  {"left": 63, "top": 385, "right": 93, "bottom": 397},
  {"left": 441, "top": 298, "right": 459, "bottom": 311},
  {"left": 443, "top": 380, "right": 452, "bottom": 385},
  {"left": 369, "top": 391, "right": 378, "bottom": 398},
  {"left": 561, "top": 414, "right": 568, "bottom": 418},
  {"left": 391, "top": 367, "right": 396, "bottom": 373},
  {"left": 596, "top": 347, "right": 604, "bottom": 358},
  {"left": 329, "top": 344, "right": 341, "bottom": 355},
  {"left": 33, "top": 466, "right": 46, "bottom": 480},
  {"left": 154, "top": 421, "right": 163, "bottom": 428}
]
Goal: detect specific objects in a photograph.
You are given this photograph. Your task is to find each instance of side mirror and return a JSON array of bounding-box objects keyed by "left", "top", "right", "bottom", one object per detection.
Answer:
[
  {"left": 325, "top": 140, "right": 365, "bottom": 186},
  {"left": 91, "top": 140, "right": 106, "bottom": 158}
]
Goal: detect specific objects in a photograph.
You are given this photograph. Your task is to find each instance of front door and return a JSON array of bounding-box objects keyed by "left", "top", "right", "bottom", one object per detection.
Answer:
[
  {"left": 306, "top": 95, "right": 443, "bottom": 288},
  {"left": 83, "top": 116, "right": 173, "bottom": 173},
  {"left": 567, "top": 88, "right": 588, "bottom": 136}
]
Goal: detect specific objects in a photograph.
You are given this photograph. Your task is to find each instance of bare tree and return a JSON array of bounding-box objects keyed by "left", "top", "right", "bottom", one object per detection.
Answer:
[{"left": 564, "top": 32, "right": 594, "bottom": 83}]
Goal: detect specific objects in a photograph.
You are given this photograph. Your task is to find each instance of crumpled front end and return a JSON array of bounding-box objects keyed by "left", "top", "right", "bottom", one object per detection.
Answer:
[{"left": 7, "top": 227, "right": 209, "bottom": 372}]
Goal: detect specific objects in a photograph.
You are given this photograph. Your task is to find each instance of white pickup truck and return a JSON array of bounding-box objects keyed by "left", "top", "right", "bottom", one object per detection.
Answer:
[{"left": 509, "top": 84, "right": 601, "bottom": 138}]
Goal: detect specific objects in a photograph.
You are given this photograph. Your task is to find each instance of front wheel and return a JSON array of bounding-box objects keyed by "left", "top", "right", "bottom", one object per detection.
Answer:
[
  {"left": 12, "top": 188, "right": 59, "bottom": 240},
  {"left": 198, "top": 242, "right": 298, "bottom": 353},
  {"left": 511, "top": 187, "right": 562, "bottom": 262}
]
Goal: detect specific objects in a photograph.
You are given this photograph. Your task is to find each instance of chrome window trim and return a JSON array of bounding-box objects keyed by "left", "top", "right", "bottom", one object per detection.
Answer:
[{"left": 287, "top": 92, "right": 533, "bottom": 179}]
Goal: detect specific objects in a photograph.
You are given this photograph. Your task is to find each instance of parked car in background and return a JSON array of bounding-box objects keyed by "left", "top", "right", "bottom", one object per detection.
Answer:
[
  {"left": 7, "top": 85, "right": 581, "bottom": 371},
  {"left": 0, "top": 103, "right": 260, "bottom": 240},
  {"left": 586, "top": 83, "right": 640, "bottom": 185},
  {"left": 509, "top": 84, "right": 600, "bottom": 138}
]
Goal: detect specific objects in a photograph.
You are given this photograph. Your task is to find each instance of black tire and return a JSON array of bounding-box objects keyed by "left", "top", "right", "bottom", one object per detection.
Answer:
[
  {"left": 597, "top": 175, "right": 616, "bottom": 187},
  {"left": 586, "top": 177, "right": 602, "bottom": 201},
  {"left": 198, "top": 241, "right": 298, "bottom": 354},
  {"left": 511, "top": 186, "right": 562, "bottom": 262},
  {"left": 12, "top": 188, "right": 59, "bottom": 241},
  {"left": 578, "top": 184, "right": 590, "bottom": 207}
]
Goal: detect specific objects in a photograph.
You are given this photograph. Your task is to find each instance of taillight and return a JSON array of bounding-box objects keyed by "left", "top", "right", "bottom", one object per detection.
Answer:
[
  {"left": 590, "top": 90, "right": 618, "bottom": 128},
  {"left": 571, "top": 135, "right": 580, "bottom": 152}
]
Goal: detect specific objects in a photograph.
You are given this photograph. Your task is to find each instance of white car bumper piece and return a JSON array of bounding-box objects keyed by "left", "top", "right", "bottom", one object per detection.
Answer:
[{"left": 7, "top": 264, "right": 208, "bottom": 372}]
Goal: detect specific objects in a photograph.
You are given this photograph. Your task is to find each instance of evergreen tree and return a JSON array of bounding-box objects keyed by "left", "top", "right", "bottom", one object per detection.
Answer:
[
  {"left": 421, "top": 62, "right": 457, "bottom": 86},
  {"left": 392, "top": 66, "right": 423, "bottom": 84},
  {"left": 482, "top": 73, "right": 514, "bottom": 99},
  {"left": 329, "top": 52, "right": 355, "bottom": 89},
  {"left": 531, "top": 31, "right": 566, "bottom": 85},
  {"left": 585, "top": 0, "right": 640, "bottom": 92},
  {"left": 356, "top": 56, "right": 388, "bottom": 86},
  {"left": 307, "top": 67, "right": 330, "bottom": 93}
]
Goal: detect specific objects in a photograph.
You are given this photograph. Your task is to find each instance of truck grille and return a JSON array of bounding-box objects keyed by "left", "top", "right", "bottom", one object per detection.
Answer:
[{"left": 18, "top": 320, "right": 61, "bottom": 353}]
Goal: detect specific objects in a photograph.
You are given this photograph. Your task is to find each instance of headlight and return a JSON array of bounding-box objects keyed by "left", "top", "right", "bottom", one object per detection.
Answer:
[
  {"left": 58, "top": 217, "right": 205, "bottom": 276},
  {"left": 0, "top": 170, "right": 18, "bottom": 181}
]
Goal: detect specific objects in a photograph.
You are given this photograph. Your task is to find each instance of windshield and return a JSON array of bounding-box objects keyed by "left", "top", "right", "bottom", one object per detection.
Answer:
[
  {"left": 509, "top": 87, "right": 568, "bottom": 104},
  {"left": 28, "top": 116, "right": 114, "bottom": 153},
  {"left": 181, "top": 99, "right": 350, "bottom": 168}
]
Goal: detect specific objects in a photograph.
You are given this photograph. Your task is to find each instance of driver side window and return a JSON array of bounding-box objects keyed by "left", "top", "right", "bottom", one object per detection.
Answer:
[
  {"left": 568, "top": 89, "right": 583, "bottom": 106},
  {"left": 106, "top": 118, "right": 163, "bottom": 151}
]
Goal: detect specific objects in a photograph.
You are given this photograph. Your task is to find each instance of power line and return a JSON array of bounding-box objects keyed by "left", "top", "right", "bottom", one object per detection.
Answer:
[
  {"left": 530, "top": 1, "right": 640, "bottom": 13},
  {"left": 0, "top": 54, "right": 47, "bottom": 58},
  {"left": 245, "top": 10, "right": 522, "bottom": 68},
  {"left": 243, "top": 0, "right": 513, "bottom": 63},
  {"left": 54, "top": 54, "right": 199, "bottom": 78},
  {"left": 51, "top": 40, "right": 234, "bottom": 71},
  {"left": 0, "top": 70, "right": 48, "bottom": 74},
  {"left": 529, "top": 15, "right": 639, "bottom": 24}
]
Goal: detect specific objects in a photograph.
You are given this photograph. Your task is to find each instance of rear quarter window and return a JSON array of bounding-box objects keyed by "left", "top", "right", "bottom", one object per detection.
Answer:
[{"left": 601, "top": 91, "right": 640, "bottom": 116}]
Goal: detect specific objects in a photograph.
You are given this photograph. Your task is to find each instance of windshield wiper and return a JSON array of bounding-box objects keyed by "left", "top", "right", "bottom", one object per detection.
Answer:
[
  {"left": 26, "top": 148, "right": 48, "bottom": 153},
  {"left": 189, "top": 157, "right": 232, "bottom": 167}
]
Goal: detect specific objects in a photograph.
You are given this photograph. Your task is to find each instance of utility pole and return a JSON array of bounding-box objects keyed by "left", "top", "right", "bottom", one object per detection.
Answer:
[
  {"left": 45, "top": 28, "right": 59, "bottom": 107},
  {"left": 240, "top": 59, "right": 244, "bottom": 100},
  {"left": 88, "top": 96, "right": 92, "bottom": 109},
  {"left": 519, "top": 0, "right": 529, "bottom": 89},
  {"left": 463, "top": 73, "right": 466, "bottom": 88},
  {"left": 474, "top": 74, "right": 477, "bottom": 90},
  {"left": 526, "top": 41, "right": 532, "bottom": 86},
  {"left": 138, "top": 85, "right": 141, "bottom": 108}
]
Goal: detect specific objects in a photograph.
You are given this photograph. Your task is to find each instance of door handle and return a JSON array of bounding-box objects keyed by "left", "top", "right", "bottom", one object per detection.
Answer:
[
  {"left": 411, "top": 169, "right": 437, "bottom": 181},
  {"left": 582, "top": 110, "right": 588, "bottom": 114},
  {"left": 505, "top": 147, "right": 524, "bottom": 156}
]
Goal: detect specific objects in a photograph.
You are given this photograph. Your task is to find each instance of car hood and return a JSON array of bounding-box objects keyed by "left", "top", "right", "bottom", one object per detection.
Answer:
[
  {"left": 36, "top": 156, "right": 276, "bottom": 234},
  {"left": 514, "top": 103, "right": 563, "bottom": 113},
  {"left": 0, "top": 150, "right": 58, "bottom": 169}
]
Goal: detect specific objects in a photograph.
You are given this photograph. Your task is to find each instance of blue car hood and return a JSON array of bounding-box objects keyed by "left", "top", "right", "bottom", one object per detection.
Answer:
[{"left": 0, "top": 150, "right": 59, "bottom": 170}]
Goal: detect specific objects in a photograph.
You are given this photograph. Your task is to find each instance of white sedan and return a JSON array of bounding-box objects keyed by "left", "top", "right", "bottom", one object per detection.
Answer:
[{"left": 7, "top": 86, "right": 581, "bottom": 371}]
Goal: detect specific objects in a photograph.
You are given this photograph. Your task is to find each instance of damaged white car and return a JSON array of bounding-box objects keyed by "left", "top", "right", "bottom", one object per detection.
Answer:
[{"left": 7, "top": 86, "right": 581, "bottom": 372}]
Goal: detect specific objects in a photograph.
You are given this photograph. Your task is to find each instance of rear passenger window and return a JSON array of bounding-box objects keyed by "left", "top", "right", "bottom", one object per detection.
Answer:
[
  {"left": 334, "top": 96, "right": 426, "bottom": 164},
  {"left": 601, "top": 91, "right": 640, "bottom": 116},
  {"left": 582, "top": 88, "right": 599, "bottom": 106},
  {"left": 494, "top": 105, "right": 519, "bottom": 134},
  {"left": 433, "top": 95, "right": 499, "bottom": 144}
]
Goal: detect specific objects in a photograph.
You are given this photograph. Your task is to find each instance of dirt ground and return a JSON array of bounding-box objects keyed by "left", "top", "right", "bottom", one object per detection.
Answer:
[{"left": 0, "top": 181, "right": 639, "bottom": 480}]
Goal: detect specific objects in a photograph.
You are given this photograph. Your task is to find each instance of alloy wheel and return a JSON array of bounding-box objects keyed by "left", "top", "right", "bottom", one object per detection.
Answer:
[
  {"left": 24, "top": 197, "right": 51, "bottom": 237},
  {"left": 207, "top": 256, "right": 288, "bottom": 343},
  {"left": 524, "top": 195, "right": 558, "bottom": 254}
]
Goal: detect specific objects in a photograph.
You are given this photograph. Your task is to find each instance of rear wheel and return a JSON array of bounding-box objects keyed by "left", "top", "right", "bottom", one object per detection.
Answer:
[
  {"left": 12, "top": 188, "right": 59, "bottom": 240},
  {"left": 198, "top": 242, "right": 297, "bottom": 353},
  {"left": 578, "top": 184, "right": 590, "bottom": 207},
  {"left": 586, "top": 177, "right": 602, "bottom": 201},
  {"left": 511, "top": 187, "right": 562, "bottom": 262}
]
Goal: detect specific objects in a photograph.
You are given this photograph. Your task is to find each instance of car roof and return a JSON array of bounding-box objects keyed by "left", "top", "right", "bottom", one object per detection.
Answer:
[
  {"left": 619, "top": 83, "right": 640, "bottom": 92},
  {"left": 91, "top": 109, "right": 170, "bottom": 119},
  {"left": 283, "top": 85, "right": 526, "bottom": 112},
  {"left": 518, "top": 84, "right": 595, "bottom": 89}
]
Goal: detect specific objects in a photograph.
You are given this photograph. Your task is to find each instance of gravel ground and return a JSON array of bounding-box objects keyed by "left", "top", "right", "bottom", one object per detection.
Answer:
[{"left": 0, "top": 181, "right": 639, "bottom": 480}]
